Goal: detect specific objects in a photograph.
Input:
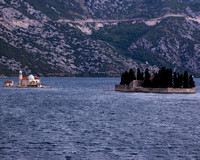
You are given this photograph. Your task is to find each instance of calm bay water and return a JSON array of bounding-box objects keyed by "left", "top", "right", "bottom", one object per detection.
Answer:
[{"left": 0, "top": 78, "right": 200, "bottom": 160}]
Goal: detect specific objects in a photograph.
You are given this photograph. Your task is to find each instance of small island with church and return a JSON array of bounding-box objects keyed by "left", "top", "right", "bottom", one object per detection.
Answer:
[
  {"left": 3, "top": 71, "right": 51, "bottom": 88},
  {"left": 115, "top": 67, "right": 196, "bottom": 93}
]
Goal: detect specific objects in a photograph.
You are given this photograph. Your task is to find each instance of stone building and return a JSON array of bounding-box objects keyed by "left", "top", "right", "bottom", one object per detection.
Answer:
[{"left": 3, "top": 81, "right": 14, "bottom": 87}]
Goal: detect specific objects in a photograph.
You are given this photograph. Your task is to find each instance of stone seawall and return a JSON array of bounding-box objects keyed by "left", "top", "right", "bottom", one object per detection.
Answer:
[{"left": 115, "top": 85, "right": 196, "bottom": 93}]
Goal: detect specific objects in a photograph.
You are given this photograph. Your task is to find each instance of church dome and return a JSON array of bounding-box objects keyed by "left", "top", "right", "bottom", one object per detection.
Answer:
[{"left": 28, "top": 75, "right": 35, "bottom": 80}]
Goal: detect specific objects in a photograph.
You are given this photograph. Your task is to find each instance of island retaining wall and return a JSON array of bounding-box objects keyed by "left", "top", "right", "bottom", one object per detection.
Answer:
[{"left": 115, "top": 85, "right": 196, "bottom": 93}]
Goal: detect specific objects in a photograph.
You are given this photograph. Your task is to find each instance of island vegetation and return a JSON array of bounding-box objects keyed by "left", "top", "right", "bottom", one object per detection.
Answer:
[{"left": 120, "top": 67, "right": 195, "bottom": 88}]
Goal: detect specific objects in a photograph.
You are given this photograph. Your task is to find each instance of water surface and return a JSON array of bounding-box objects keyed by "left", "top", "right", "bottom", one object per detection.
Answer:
[{"left": 0, "top": 78, "right": 200, "bottom": 160}]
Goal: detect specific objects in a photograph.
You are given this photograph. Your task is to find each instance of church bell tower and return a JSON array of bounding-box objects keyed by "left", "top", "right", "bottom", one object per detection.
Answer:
[{"left": 19, "top": 71, "right": 22, "bottom": 86}]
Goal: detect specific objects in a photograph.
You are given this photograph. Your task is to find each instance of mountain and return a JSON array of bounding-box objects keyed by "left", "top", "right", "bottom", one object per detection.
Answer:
[{"left": 1, "top": 0, "right": 200, "bottom": 77}]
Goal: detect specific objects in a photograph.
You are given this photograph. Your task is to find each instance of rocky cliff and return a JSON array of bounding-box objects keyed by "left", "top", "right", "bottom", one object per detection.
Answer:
[{"left": 1, "top": 0, "right": 200, "bottom": 76}]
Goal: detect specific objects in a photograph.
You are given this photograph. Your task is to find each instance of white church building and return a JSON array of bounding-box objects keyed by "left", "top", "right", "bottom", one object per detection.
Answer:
[{"left": 19, "top": 71, "right": 41, "bottom": 87}]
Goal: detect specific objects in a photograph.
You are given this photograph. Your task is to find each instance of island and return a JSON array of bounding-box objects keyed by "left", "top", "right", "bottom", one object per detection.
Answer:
[
  {"left": 115, "top": 67, "right": 196, "bottom": 93},
  {"left": 3, "top": 71, "right": 51, "bottom": 88}
]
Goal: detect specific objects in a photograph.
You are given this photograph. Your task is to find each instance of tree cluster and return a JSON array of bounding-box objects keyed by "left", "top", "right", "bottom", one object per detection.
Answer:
[
  {"left": 120, "top": 67, "right": 195, "bottom": 88},
  {"left": 120, "top": 69, "right": 136, "bottom": 85}
]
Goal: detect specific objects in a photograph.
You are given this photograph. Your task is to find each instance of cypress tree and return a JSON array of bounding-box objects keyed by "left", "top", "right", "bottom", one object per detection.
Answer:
[
  {"left": 165, "top": 69, "right": 170, "bottom": 87},
  {"left": 168, "top": 68, "right": 173, "bottom": 87},
  {"left": 173, "top": 72, "right": 178, "bottom": 88},
  {"left": 157, "top": 70, "right": 162, "bottom": 87},
  {"left": 120, "top": 72, "right": 126, "bottom": 85},
  {"left": 129, "top": 69, "right": 136, "bottom": 84},
  {"left": 152, "top": 73, "right": 159, "bottom": 88},
  {"left": 189, "top": 75, "right": 195, "bottom": 88},
  {"left": 160, "top": 67, "right": 166, "bottom": 87},
  {"left": 124, "top": 71, "right": 129, "bottom": 85},
  {"left": 183, "top": 71, "right": 189, "bottom": 88},
  {"left": 141, "top": 72, "right": 144, "bottom": 80},
  {"left": 177, "top": 74, "right": 183, "bottom": 88},
  {"left": 137, "top": 68, "right": 141, "bottom": 80},
  {"left": 143, "top": 68, "right": 151, "bottom": 87}
]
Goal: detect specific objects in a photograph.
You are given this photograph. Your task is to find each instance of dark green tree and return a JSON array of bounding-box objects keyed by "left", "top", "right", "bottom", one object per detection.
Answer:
[
  {"left": 120, "top": 72, "right": 126, "bottom": 85},
  {"left": 189, "top": 75, "right": 195, "bottom": 88},
  {"left": 129, "top": 69, "right": 136, "bottom": 84},
  {"left": 173, "top": 72, "right": 178, "bottom": 88},
  {"left": 143, "top": 68, "right": 151, "bottom": 87},
  {"left": 124, "top": 71, "right": 129, "bottom": 85},
  {"left": 158, "top": 67, "right": 166, "bottom": 87},
  {"left": 183, "top": 71, "right": 189, "bottom": 88},
  {"left": 157, "top": 69, "right": 161, "bottom": 87},
  {"left": 141, "top": 72, "right": 144, "bottom": 80},
  {"left": 168, "top": 68, "right": 173, "bottom": 87},
  {"left": 137, "top": 68, "right": 141, "bottom": 80},
  {"left": 165, "top": 69, "right": 170, "bottom": 87},
  {"left": 152, "top": 73, "right": 159, "bottom": 88},
  {"left": 177, "top": 74, "right": 183, "bottom": 88}
]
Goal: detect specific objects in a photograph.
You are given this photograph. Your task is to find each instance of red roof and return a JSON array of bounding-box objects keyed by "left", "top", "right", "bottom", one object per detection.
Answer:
[
  {"left": 4, "top": 81, "right": 13, "bottom": 83},
  {"left": 22, "top": 76, "right": 39, "bottom": 80},
  {"left": 34, "top": 76, "right": 39, "bottom": 79},
  {"left": 150, "top": 77, "right": 154, "bottom": 81},
  {"left": 23, "top": 77, "right": 28, "bottom": 80}
]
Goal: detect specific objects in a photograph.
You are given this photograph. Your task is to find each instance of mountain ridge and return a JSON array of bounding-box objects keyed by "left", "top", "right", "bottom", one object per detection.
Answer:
[{"left": 1, "top": 0, "right": 200, "bottom": 77}]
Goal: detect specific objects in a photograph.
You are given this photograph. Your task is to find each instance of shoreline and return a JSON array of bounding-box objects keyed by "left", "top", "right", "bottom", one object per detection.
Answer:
[
  {"left": 3, "top": 85, "right": 51, "bottom": 88},
  {"left": 115, "top": 85, "right": 196, "bottom": 94}
]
